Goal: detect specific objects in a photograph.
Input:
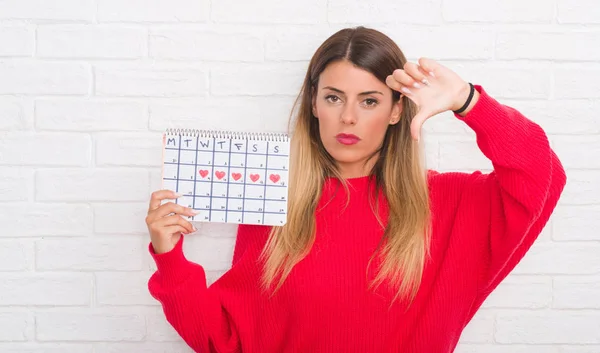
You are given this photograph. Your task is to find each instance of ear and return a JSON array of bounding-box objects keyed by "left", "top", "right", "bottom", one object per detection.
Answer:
[
  {"left": 389, "top": 97, "right": 403, "bottom": 125},
  {"left": 311, "top": 87, "right": 318, "bottom": 118}
]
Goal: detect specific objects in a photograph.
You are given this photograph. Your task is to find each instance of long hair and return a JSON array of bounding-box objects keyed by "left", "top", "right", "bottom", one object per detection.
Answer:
[{"left": 259, "top": 26, "right": 431, "bottom": 303}]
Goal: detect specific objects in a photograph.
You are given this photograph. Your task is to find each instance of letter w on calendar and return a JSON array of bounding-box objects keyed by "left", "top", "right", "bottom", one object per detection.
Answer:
[{"left": 161, "top": 130, "right": 290, "bottom": 226}]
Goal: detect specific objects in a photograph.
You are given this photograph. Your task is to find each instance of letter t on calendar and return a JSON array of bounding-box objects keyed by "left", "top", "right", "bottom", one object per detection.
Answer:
[{"left": 161, "top": 130, "right": 290, "bottom": 226}]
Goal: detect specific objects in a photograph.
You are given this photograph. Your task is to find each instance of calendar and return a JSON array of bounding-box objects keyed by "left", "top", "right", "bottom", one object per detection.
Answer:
[{"left": 161, "top": 129, "right": 290, "bottom": 226}]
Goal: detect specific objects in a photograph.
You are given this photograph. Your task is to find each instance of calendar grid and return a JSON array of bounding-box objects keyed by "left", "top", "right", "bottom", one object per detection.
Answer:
[
  {"left": 162, "top": 129, "right": 289, "bottom": 226},
  {"left": 191, "top": 135, "right": 199, "bottom": 221},
  {"left": 241, "top": 138, "right": 249, "bottom": 224},
  {"left": 225, "top": 138, "right": 232, "bottom": 223},
  {"left": 262, "top": 141, "right": 269, "bottom": 220},
  {"left": 175, "top": 135, "right": 182, "bottom": 195}
]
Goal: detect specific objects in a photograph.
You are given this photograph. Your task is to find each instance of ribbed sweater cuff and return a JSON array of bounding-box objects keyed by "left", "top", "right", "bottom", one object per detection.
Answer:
[
  {"left": 149, "top": 235, "right": 198, "bottom": 288},
  {"left": 454, "top": 84, "right": 522, "bottom": 138}
]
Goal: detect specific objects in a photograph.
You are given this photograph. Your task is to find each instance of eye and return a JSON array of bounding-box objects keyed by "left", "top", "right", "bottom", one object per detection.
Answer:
[
  {"left": 364, "top": 98, "right": 379, "bottom": 106},
  {"left": 325, "top": 95, "right": 341, "bottom": 103}
]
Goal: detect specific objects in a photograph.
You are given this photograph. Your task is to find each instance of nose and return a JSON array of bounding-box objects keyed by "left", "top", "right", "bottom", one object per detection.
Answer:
[{"left": 340, "top": 104, "right": 357, "bottom": 125}]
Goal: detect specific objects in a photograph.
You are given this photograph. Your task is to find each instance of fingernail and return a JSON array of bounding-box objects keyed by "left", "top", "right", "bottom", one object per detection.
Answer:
[
  {"left": 192, "top": 226, "right": 198, "bottom": 232},
  {"left": 421, "top": 78, "right": 430, "bottom": 86},
  {"left": 191, "top": 209, "right": 200, "bottom": 215},
  {"left": 174, "top": 192, "right": 183, "bottom": 198},
  {"left": 413, "top": 82, "right": 422, "bottom": 89},
  {"left": 401, "top": 87, "right": 412, "bottom": 95},
  {"left": 429, "top": 71, "right": 436, "bottom": 78}
]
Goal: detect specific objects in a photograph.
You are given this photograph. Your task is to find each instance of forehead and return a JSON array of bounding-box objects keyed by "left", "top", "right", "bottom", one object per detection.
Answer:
[{"left": 319, "top": 60, "right": 384, "bottom": 91}]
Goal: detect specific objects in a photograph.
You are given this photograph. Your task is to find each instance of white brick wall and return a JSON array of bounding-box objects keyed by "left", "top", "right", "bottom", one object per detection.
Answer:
[{"left": 0, "top": 0, "right": 598, "bottom": 352}]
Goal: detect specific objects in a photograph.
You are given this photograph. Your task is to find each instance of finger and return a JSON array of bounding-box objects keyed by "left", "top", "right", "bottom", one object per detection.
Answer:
[
  {"left": 147, "top": 202, "right": 198, "bottom": 224},
  {"left": 161, "top": 225, "right": 189, "bottom": 237},
  {"left": 410, "top": 112, "right": 428, "bottom": 141},
  {"left": 403, "top": 62, "right": 430, "bottom": 87},
  {"left": 154, "top": 214, "right": 196, "bottom": 234},
  {"left": 149, "top": 189, "right": 181, "bottom": 212},
  {"left": 392, "top": 68, "right": 422, "bottom": 90},
  {"left": 386, "top": 74, "right": 413, "bottom": 96},
  {"left": 417, "top": 57, "right": 440, "bottom": 78}
]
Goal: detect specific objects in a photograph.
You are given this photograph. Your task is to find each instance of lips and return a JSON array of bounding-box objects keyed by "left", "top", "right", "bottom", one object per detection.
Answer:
[{"left": 335, "top": 133, "right": 360, "bottom": 145}]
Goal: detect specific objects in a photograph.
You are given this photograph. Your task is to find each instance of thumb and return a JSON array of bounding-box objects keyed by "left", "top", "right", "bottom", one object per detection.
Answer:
[{"left": 410, "top": 112, "right": 428, "bottom": 141}]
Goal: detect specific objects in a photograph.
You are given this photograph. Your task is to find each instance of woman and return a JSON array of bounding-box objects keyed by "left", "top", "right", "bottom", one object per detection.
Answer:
[{"left": 145, "top": 26, "right": 566, "bottom": 352}]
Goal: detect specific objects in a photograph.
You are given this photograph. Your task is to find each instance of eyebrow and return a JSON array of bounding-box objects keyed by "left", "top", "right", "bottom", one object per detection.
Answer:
[{"left": 322, "top": 86, "right": 384, "bottom": 96}]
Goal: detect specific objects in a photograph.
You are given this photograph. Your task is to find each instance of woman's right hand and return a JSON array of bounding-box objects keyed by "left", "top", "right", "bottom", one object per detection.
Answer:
[{"left": 145, "top": 190, "right": 199, "bottom": 254}]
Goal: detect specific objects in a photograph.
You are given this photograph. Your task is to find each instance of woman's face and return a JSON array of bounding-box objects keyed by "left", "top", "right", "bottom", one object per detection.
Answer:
[{"left": 312, "top": 60, "right": 402, "bottom": 178}]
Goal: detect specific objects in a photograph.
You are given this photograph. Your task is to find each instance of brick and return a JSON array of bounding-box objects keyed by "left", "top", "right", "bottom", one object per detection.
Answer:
[
  {"left": 559, "top": 170, "right": 600, "bottom": 205},
  {"left": 382, "top": 27, "right": 494, "bottom": 60},
  {"left": 0, "top": 203, "right": 93, "bottom": 236},
  {"left": 36, "top": 237, "right": 145, "bottom": 271},
  {"left": 0, "top": 312, "right": 33, "bottom": 341},
  {"left": 447, "top": 63, "right": 551, "bottom": 99},
  {"left": 438, "top": 136, "right": 493, "bottom": 171},
  {"left": 96, "top": 272, "right": 156, "bottom": 306},
  {"left": 95, "top": 65, "right": 208, "bottom": 98},
  {"left": 98, "top": 0, "right": 209, "bottom": 23},
  {"left": 146, "top": 310, "right": 181, "bottom": 341},
  {"left": 266, "top": 26, "right": 337, "bottom": 61},
  {"left": 512, "top": 242, "right": 600, "bottom": 275},
  {"left": 176, "top": 235, "right": 234, "bottom": 271},
  {"left": 443, "top": 0, "right": 554, "bottom": 23},
  {"left": 497, "top": 31, "right": 600, "bottom": 61},
  {"left": 554, "top": 66, "right": 600, "bottom": 99},
  {"left": 0, "top": 26, "right": 34, "bottom": 56},
  {"left": 0, "top": 132, "right": 90, "bottom": 167},
  {"left": 328, "top": 0, "right": 440, "bottom": 24},
  {"left": 96, "top": 133, "right": 163, "bottom": 167},
  {"left": 0, "top": 274, "right": 91, "bottom": 306},
  {"left": 553, "top": 205, "right": 600, "bottom": 241},
  {"left": 94, "top": 202, "right": 149, "bottom": 235},
  {"left": 94, "top": 342, "right": 193, "bottom": 353},
  {"left": 0, "top": 61, "right": 89, "bottom": 95},
  {"left": 502, "top": 99, "right": 600, "bottom": 134},
  {"left": 496, "top": 311, "right": 600, "bottom": 343},
  {"left": 0, "top": 167, "right": 32, "bottom": 201},
  {"left": 0, "top": 0, "right": 94, "bottom": 21},
  {"left": 35, "top": 169, "right": 150, "bottom": 202},
  {"left": 560, "top": 346, "right": 600, "bottom": 353},
  {"left": 459, "top": 310, "right": 495, "bottom": 343},
  {"left": 0, "top": 344, "right": 93, "bottom": 353},
  {"left": 0, "top": 97, "right": 32, "bottom": 131},
  {"left": 37, "top": 25, "right": 146, "bottom": 59},
  {"left": 558, "top": 0, "right": 600, "bottom": 24},
  {"left": 554, "top": 276, "right": 600, "bottom": 309},
  {"left": 35, "top": 98, "right": 147, "bottom": 131},
  {"left": 552, "top": 135, "right": 600, "bottom": 169},
  {"left": 149, "top": 96, "right": 294, "bottom": 133},
  {"left": 150, "top": 29, "right": 263, "bottom": 61},
  {"left": 211, "top": 63, "right": 305, "bottom": 96},
  {"left": 212, "top": 0, "right": 326, "bottom": 24},
  {"left": 481, "top": 276, "right": 552, "bottom": 309},
  {"left": 0, "top": 240, "right": 33, "bottom": 271},
  {"left": 455, "top": 344, "right": 561, "bottom": 353},
  {"left": 36, "top": 311, "right": 145, "bottom": 341}
]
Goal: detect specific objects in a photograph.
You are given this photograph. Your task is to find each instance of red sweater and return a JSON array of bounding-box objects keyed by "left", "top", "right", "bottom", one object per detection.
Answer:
[{"left": 148, "top": 85, "right": 566, "bottom": 353}]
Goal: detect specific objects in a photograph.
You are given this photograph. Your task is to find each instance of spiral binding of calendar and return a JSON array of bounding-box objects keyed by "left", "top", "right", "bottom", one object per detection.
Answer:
[{"left": 164, "top": 128, "right": 290, "bottom": 142}]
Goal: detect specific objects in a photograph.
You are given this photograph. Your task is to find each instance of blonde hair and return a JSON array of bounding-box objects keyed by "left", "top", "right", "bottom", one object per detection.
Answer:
[{"left": 259, "top": 26, "right": 431, "bottom": 304}]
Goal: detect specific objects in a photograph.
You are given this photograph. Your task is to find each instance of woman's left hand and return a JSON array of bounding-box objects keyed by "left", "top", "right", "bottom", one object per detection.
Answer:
[{"left": 385, "top": 57, "right": 479, "bottom": 141}]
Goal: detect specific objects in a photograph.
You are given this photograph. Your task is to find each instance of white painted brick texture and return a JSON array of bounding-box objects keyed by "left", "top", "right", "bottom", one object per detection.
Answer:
[{"left": 0, "top": 0, "right": 597, "bottom": 351}]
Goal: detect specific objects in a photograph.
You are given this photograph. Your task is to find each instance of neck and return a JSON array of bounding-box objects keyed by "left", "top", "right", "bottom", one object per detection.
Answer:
[{"left": 336, "top": 155, "right": 378, "bottom": 179}]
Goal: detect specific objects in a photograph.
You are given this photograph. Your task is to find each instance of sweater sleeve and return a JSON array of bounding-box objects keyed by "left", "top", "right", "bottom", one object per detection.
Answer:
[
  {"left": 148, "top": 224, "right": 268, "bottom": 353},
  {"left": 431, "top": 85, "right": 567, "bottom": 298}
]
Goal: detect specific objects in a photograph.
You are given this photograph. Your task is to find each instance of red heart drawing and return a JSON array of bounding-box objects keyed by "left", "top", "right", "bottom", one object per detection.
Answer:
[
  {"left": 231, "top": 172, "right": 242, "bottom": 181},
  {"left": 250, "top": 174, "right": 260, "bottom": 182},
  {"left": 269, "top": 174, "right": 280, "bottom": 183},
  {"left": 215, "top": 171, "right": 225, "bottom": 180},
  {"left": 199, "top": 170, "right": 208, "bottom": 178}
]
